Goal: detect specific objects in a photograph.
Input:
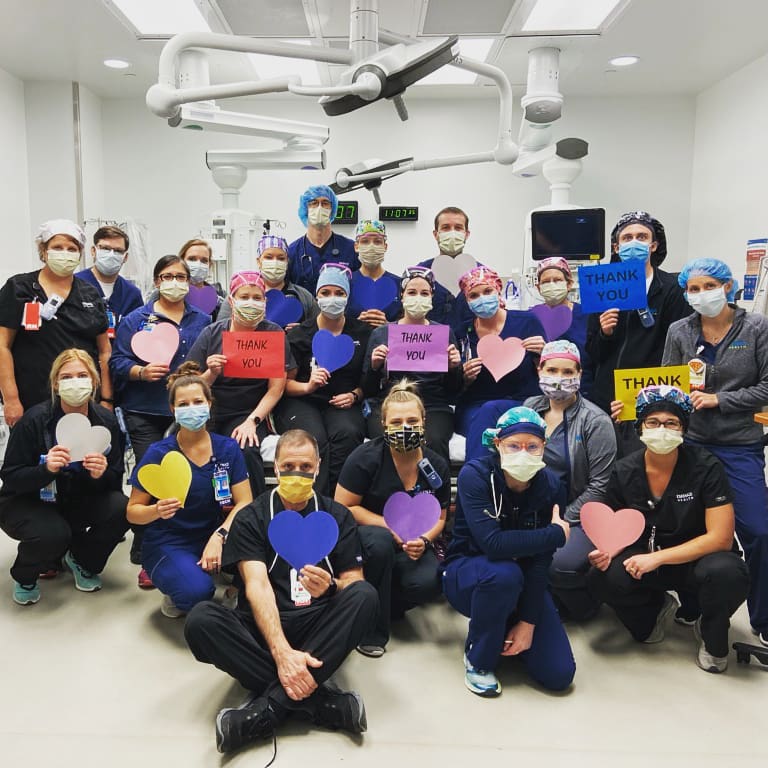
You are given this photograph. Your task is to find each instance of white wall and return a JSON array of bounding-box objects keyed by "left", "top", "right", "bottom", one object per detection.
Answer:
[
  {"left": 101, "top": 92, "right": 697, "bottom": 278},
  {"left": 688, "top": 50, "right": 768, "bottom": 282},
  {"left": 79, "top": 83, "right": 105, "bottom": 227},
  {"left": 0, "top": 67, "right": 31, "bottom": 283}
]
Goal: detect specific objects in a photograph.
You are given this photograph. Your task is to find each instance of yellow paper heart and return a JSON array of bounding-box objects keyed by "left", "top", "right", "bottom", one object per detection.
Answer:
[{"left": 137, "top": 451, "right": 192, "bottom": 508}]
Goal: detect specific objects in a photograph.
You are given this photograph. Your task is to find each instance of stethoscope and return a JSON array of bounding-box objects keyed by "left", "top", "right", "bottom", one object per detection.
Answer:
[{"left": 300, "top": 234, "right": 341, "bottom": 279}]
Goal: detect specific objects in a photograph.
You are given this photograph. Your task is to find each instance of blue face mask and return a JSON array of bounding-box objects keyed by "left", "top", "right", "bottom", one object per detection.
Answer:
[
  {"left": 468, "top": 294, "right": 500, "bottom": 319},
  {"left": 175, "top": 404, "right": 210, "bottom": 431},
  {"left": 618, "top": 240, "right": 650, "bottom": 262}
]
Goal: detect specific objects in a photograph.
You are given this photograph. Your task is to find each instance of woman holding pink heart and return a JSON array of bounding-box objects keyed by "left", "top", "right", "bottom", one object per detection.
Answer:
[
  {"left": 586, "top": 386, "right": 749, "bottom": 673},
  {"left": 0, "top": 349, "right": 128, "bottom": 606}
]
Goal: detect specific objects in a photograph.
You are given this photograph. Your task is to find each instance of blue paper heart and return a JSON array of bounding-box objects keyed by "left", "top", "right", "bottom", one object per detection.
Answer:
[
  {"left": 266, "top": 289, "right": 304, "bottom": 327},
  {"left": 312, "top": 329, "right": 355, "bottom": 373},
  {"left": 353, "top": 275, "right": 398, "bottom": 311},
  {"left": 268, "top": 510, "right": 339, "bottom": 571}
]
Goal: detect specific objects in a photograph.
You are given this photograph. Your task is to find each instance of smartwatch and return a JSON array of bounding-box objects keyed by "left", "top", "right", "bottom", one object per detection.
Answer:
[{"left": 216, "top": 527, "right": 228, "bottom": 543}]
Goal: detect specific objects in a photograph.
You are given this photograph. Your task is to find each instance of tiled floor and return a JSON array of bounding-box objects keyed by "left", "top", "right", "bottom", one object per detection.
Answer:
[{"left": 2, "top": 534, "right": 766, "bottom": 767}]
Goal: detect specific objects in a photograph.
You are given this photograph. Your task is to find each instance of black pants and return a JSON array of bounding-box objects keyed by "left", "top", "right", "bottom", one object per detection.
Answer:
[
  {"left": 358, "top": 525, "right": 442, "bottom": 647},
  {"left": 275, "top": 399, "right": 366, "bottom": 496},
  {"left": 211, "top": 413, "right": 268, "bottom": 499},
  {"left": 0, "top": 491, "right": 129, "bottom": 585},
  {"left": 587, "top": 547, "right": 749, "bottom": 657},
  {"left": 184, "top": 580, "right": 378, "bottom": 711},
  {"left": 366, "top": 403, "right": 454, "bottom": 467}
]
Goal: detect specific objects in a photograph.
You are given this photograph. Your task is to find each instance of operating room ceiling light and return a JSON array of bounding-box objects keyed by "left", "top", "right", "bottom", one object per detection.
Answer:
[
  {"left": 415, "top": 38, "right": 495, "bottom": 86},
  {"left": 609, "top": 55, "right": 639, "bottom": 66},
  {"left": 522, "top": 0, "right": 624, "bottom": 32},
  {"left": 107, "top": 0, "right": 211, "bottom": 35},
  {"left": 104, "top": 58, "right": 131, "bottom": 69}
]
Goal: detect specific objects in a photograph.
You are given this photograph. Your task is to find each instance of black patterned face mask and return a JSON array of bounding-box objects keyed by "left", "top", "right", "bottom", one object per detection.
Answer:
[{"left": 383, "top": 424, "right": 425, "bottom": 453}]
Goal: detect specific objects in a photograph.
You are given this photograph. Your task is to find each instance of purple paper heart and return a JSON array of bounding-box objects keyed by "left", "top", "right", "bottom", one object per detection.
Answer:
[
  {"left": 383, "top": 492, "right": 441, "bottom": 543},
  {"left": 531, "top": 303, "right": 573, "bottom": 342},
  {"left": 266, "top": 289, "right": 304, "bottom": 327},
  {"left": 187, "top": 284, "right": 219, "bottom": 315},
  {"left": 353, "top": 276, "right": 398, "bottom": 311},
  {"left": 268, "top": 510, "right": 339, "bottom": 571},
  {"left": 312, "top": 329, "right": 355, "bottom": 373}
]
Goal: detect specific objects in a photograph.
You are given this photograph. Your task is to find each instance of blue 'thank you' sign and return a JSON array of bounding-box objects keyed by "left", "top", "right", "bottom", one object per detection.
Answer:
[{"left": 578, "top": 262, "right": 647, "bottom": 314}]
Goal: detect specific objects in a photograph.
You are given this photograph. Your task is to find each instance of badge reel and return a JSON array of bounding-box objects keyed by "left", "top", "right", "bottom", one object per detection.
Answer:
[
  {"left": 290, "top": 569, "right": 312, "bottom": 607},
  {"left": 688, "top": 358, "right": 706, "bottom": 391}
]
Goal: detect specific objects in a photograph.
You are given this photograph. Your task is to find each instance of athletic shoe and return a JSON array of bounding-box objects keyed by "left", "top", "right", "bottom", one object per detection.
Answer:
[
  {"left": 160, "top": 594, "right": 186, "bottom": 618},
  {"left": 13, "top": 581, "right": 40, "bottom": 605},
  {"left": 215, "top": 696, "right": 277, "bottom": 754},
  {"left": 137, "top": 568, "right": 154, "bottom": 589},
  {"left": 643, "top": 593, "right": 678, "bottom": 644},
  {"left": 751, "top": 626, "right": 768, "bottom": 647},
  {"left": 695, "top": 619, "right": 728, "bottom": 673},
  {"left": 313, "top": 682, "right": 367, "bottom": 733},
  {"left": 463, "top": 654, "right": 501, "bottom": 698},
  {"left": 63, "top": 551, "right": 102, "bottom": 592},
  {"left": 356, "top": 644, "right": 385, "bottom": 658},
  {"left": 129, "top": 540, "right": 142, "bottom": 565},
  {"left": 674, "top": 606, "right": 699, "bottom": 626}
]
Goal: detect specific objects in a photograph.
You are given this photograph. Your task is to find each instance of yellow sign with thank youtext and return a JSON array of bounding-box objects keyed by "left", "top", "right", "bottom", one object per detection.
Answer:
[{"left": 613, "top": 365, "right": 690, "bottom": 421}]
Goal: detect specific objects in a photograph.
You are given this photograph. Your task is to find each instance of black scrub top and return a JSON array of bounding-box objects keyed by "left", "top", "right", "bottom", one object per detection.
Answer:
[{"left": 0, "top": 271, "right": 108, "bottom": 409}]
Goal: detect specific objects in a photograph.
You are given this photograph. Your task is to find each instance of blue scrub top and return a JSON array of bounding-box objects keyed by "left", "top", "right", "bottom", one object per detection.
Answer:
[{"left": 287, "top": 232, "right": 359, "bottom": 294}]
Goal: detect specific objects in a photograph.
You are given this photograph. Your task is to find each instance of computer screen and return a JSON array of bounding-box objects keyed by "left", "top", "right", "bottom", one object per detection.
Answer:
[{"left": 531, "top": 208, "right": 605, "bottom": 261}]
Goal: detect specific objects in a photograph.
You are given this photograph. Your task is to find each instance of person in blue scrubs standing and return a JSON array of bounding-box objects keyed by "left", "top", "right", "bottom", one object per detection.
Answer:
[{"left": 287, "top": 185, "right": 358, "bottom": 294}]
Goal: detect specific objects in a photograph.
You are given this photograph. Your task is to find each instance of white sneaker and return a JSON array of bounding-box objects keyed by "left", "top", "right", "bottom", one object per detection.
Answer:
[
  {"left": 463, "top": 653, "right": 501, "bottom": 697},
  {"left": 695, "top": 619, "right": 728, "bottom": 673},
  {"left": 160, "top": 594, "right": 186, "bottom": 618},
  {"left": 643, "top": 593, "right": 678, "bottom": 644}
]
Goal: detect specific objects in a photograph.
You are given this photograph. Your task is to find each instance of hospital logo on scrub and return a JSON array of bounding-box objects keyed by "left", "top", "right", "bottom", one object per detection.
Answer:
[
  {"left": 727, "top": 340, "right": 748, "bottom": 351},
  {"left": 675, "top": 492, "right": 694, "bottom": 503}
]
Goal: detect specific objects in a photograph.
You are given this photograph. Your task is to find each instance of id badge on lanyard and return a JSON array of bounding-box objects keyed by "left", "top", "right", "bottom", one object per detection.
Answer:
[
  {"left": 106, "top": 310, "right": 116, "bottom": 339},
  {"left": 212, "top": 464, "right": 232, "bottom": 507},
  {"left": 22, "top": 301, "right": 41, "bottom": 331},
  {"left": 39, "top": 455, "right": 56, "bottom": 502},
  {"left": 290, "top": 568, "right": 312, "bottom": 606}
]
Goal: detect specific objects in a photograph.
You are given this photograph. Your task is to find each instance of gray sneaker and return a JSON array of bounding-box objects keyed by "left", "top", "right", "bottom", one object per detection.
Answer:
[
  {"left": 695, "top": 619, "right": 728, "bottom": 673},
  {"left": 643, "top": 593, "right": 678, "bottom": 644}
]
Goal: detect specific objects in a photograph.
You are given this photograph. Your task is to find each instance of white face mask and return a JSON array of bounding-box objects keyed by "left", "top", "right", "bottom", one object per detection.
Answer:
[
  {"left": 358, "top": 243, "right": 386, "bottom": 266},
  {"left": 260, "top": 258, "right": 288, "bottom": 283},
  {"left": 317, "top": 295, "right": 347, "bottom": 318},
  {"left": 437, "top": 230, "right": 466, "bottom": 256},
  {"left": 501, "top": 452, "right": 546, "bottom": 482},
  {"left": 94, "top": 248, "right": 125, "bottom": 277},
  {"left": 640, "top": 427, "right": 684, "bottom": 455},
  {"left": 308, "top": 206, "right": 332, "bottom": 227},
  {"left": 187, "top": 260, "right": 209, "bottom": 284},
  {"left": 158, "top": 279, "right": 189, "bottom": 302},
  {"left": 685, "top": 287, "right": 728, "bottom": 318},
  {"left": 46, "top": 249, "right": 81, "bottom": 277},
  {"left": 539, "top": 280, "right": 569, "bottom": 305},
  {"left": 402, "top": 294, "right": 433, "bottom": 320},
  {"left": 58, "top": 377, "right": 93, "bottom": 406}
]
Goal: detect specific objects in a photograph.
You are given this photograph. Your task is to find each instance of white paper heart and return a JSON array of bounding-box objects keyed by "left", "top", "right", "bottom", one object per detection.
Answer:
[
  {"left": 430, "top": 252, "right": 477, "bottom": 297},
  {"left": 55, "top": 413, "right": 111, "bottom": 463}
]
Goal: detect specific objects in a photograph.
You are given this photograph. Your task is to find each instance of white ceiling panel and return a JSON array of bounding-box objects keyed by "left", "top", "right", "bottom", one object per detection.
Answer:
[
  {"left": 421, "top": 0, "right": 518, "bottom": 35},
  {"left": 215, "top": 0, "right": 311, "bottom": 37}
]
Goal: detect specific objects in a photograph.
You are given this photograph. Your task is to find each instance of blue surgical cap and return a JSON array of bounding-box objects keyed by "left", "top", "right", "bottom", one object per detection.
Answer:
[
  {"left": 678, "top": 258, "right": 738, "bottom": 302},
  {"left": 298, "top": 185, "right": 338, "bottom": 227},
  {"left": 482, "top": 406, "right": 547, "bottom": 450}
]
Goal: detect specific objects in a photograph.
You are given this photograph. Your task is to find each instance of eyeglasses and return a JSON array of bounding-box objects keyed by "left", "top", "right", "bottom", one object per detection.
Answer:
[
  {"left": 308, "top": 199, "right": 332, "bottom": 208},
  {"left": 158, "top": 273, "right": 189, "bottom": 283},
  {"left": 643, "top": 418, "right": 682, "bottom": 431},
  {"left": 498, "top": 441, "right": 545, "bottom": 456}
]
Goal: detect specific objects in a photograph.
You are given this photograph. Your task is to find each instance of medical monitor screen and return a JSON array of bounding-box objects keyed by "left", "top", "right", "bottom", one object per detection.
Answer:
[{"left": 531, "top": 208, "right": 605, "bottom": 261}]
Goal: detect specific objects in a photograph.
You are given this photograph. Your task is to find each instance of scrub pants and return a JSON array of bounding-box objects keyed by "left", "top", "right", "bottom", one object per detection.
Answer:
[
  {"left": 358, "top": 525, "right": 442, "bottom": 647},
  {"left": 443, "top": 555, "right": 576, "bottom": 691},
  {"left": 549, "top": 525, "right": 601, "bottom": 620},
  {"left": 143, "top": 535, "right": 216, "bottom": 612},
  {"left": 587, "top": 546, "right": 749, "bottom": 657},
  {"left": 688, "top": 440, "right": 768, "bottom": 633},
  {"left": 184, "top": 580, "right": 378, "bottom": 713},
  {"left": 0, "top": 490, "right": 129, "bottom": 586},
  {"left": 455, "top": 399, "right": 521, "bottom": 463},
  {"left": 275, "top": 399, "right": 366, "bottom": 496},
  {"left": 211, "top": 412, "right": 268, "bottom": 500}
]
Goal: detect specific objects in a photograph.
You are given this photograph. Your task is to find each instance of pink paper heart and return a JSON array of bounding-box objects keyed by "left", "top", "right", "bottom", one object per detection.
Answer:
[
  {"left": 130, "top": 323, "right": 180, "bottom": 366},
  {"left": 476, "top": 335, "right": 526, "bottom": 382},
  {"left": 580, "top": 501, "right": 646, "bottom": 557}
]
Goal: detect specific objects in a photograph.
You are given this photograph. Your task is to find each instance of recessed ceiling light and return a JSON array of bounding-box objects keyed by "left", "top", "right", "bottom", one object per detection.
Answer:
[
  {"left": 609, "top": 55, "right": 639, "bottom": 67},
  {"left": 104, "top": 58, "right": 131, "bottom": 69},
  {"left": 523, "top": 0, "right": 623, "bottom": 32}
]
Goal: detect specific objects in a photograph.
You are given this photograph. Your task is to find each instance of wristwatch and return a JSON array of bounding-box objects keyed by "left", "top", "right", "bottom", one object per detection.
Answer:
[
  {"left": 419, "top": 535, "right": 432, "bottom": 549},
  {"left": 325, "top": 577, "right": 338, "bottom": 597},
  {"left": 216, "top": 527, "right": 228, "bottom": 543},
  {"left": 251, "top": 415, "right": 262, "bottom": 426}
]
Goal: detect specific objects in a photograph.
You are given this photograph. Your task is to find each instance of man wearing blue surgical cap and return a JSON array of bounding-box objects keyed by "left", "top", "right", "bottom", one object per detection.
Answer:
[{"left": 287, "top": 185, "right": 359, "bottom": 294}]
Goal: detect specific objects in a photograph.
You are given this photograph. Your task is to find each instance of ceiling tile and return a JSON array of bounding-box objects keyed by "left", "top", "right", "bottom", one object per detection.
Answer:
[
  {"left": 422, "top": 0, "right": 518, "bottom": 34},
  {"left": 216, "top": 0, "right": 310, "bottom": 36}
]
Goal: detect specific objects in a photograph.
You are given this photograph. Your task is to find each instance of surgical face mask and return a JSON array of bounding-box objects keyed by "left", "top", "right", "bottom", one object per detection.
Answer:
[
  {"left": 308, "top": 206, "right": 331, "bottom": 227},
  {"left": 539, "top": 374, "right": 580, "bottom": 401},
  {"left": 500, "top": 452, "right": 546, "bottom": 483},
  {"left": 640, "top": 427, "right": 683, "bottom": 455},
  {"left": 357, "top": 243, "right": 386, "bottom": 267},
  {"left": 187, "top": 260, "right": 209, "bottom": 284},
  {"left": 158, "top": 279, "right": 189, "bottom": 302},
  {"left": 94, "top": 248, "right": 125, "bottom": 277},
  {"left": 260, "top": 258, "right": 288, "bottom": 283},
  {"left": 58, "top": 377, "right": 93, "bottom": 406},
  {"left": 402, "top": 294, "right": 433, "bottom": 320},
  {"left": 232, "top": 299, "right": 266, "bottom": 326},
  {"left": 468, "top": 294, "right": 500, "bottom": 319},
  {"left": 685, "top": 287, "right": 728, "bottom": 318},
  {"left": 618, "top": 240, "right": 650, "bottom": 262},
  {"left": 383, "top": 424, "right": 425, "bottom": 453},
  {"left": 317, "top": 295, "right": 347, "bottom": 318},
  {"left": 539, "top": 280, "right": 569, "bottom": 305},
  {"left": 437, "top": 230, "right": 466, "bottom": 256},
  {"left": 174, "top": 404, "right": 210, "bottom": 432},
  {"left": 46, "top": 249, "right": 81, "bottom": 277},
  {"left": 277, "top": 470, "right": 316, "bottom": 504}
]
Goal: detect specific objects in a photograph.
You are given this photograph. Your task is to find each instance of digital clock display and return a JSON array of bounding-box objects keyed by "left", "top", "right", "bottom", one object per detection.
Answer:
[
  {"left": 334, "top": 200, "right": 359, "bottom": 225},
  {"left": 379, "top": 206, "right": 419, "bottom": 222}
]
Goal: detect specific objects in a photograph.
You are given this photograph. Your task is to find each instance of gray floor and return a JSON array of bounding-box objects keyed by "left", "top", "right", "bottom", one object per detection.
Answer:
[{"left": 2, "top": 533, "right": 766, "bottom": 768}]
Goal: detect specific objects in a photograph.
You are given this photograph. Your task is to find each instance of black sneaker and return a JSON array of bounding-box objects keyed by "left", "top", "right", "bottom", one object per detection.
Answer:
[
  {"left": 313, "top": 682, "right": 367, "bottom": 734},
  {"left": 215, "top": 696, "right": 276, "bottom": 754}
]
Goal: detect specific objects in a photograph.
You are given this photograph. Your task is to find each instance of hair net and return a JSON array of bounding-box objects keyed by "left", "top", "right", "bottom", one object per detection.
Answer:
[
  {"left": 635, "top": 385, "right": 693, "bottom": 430},
  {"left": 229, "top": 270, "right": 266, "bottom": 295},
  {"left": 458, "top": 266, "right": 503, "bottom": 297},
  {"left": 482, "top": 406, "right": 547, "bottom": 450},
  {"left": 36, "top": 219, "right": 86, "bottom": 249},
  {"left": 540, "top": 340, "right": 580, "bottom": 364},
  {"left": 316, "top": 263, "right": 350, "bottom": 294},
  {"left": 355, "top": 219, "right": 386, "bottom": 239},
  {"left": 678, "top": 258, "right": 738, "bottom": 302},
  {"left": 257, "top": 235, "right": 288, "bottom": 256},
  {"left": 298, "top": 185, "right": 338, "bottom": 227}
]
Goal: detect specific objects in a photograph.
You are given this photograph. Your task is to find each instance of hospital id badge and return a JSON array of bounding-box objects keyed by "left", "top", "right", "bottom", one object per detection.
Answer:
[
  {"left": 106, "top": 310, "right": 116, "bottom": 339},
  {"left": 212, "top": 468, "right": 232, "bottom": 506},
  {"left": 290, "top": 568, "right": 311, "bottom": 607},
  {"left": 39, "top": 455, "right": 56, "bottom": 502},
  {"left": 688, "top": 358, "right": 706, "bottom": 391},
  {"left": 22, "top": 301, "right": 41, "bottom": 330}
]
